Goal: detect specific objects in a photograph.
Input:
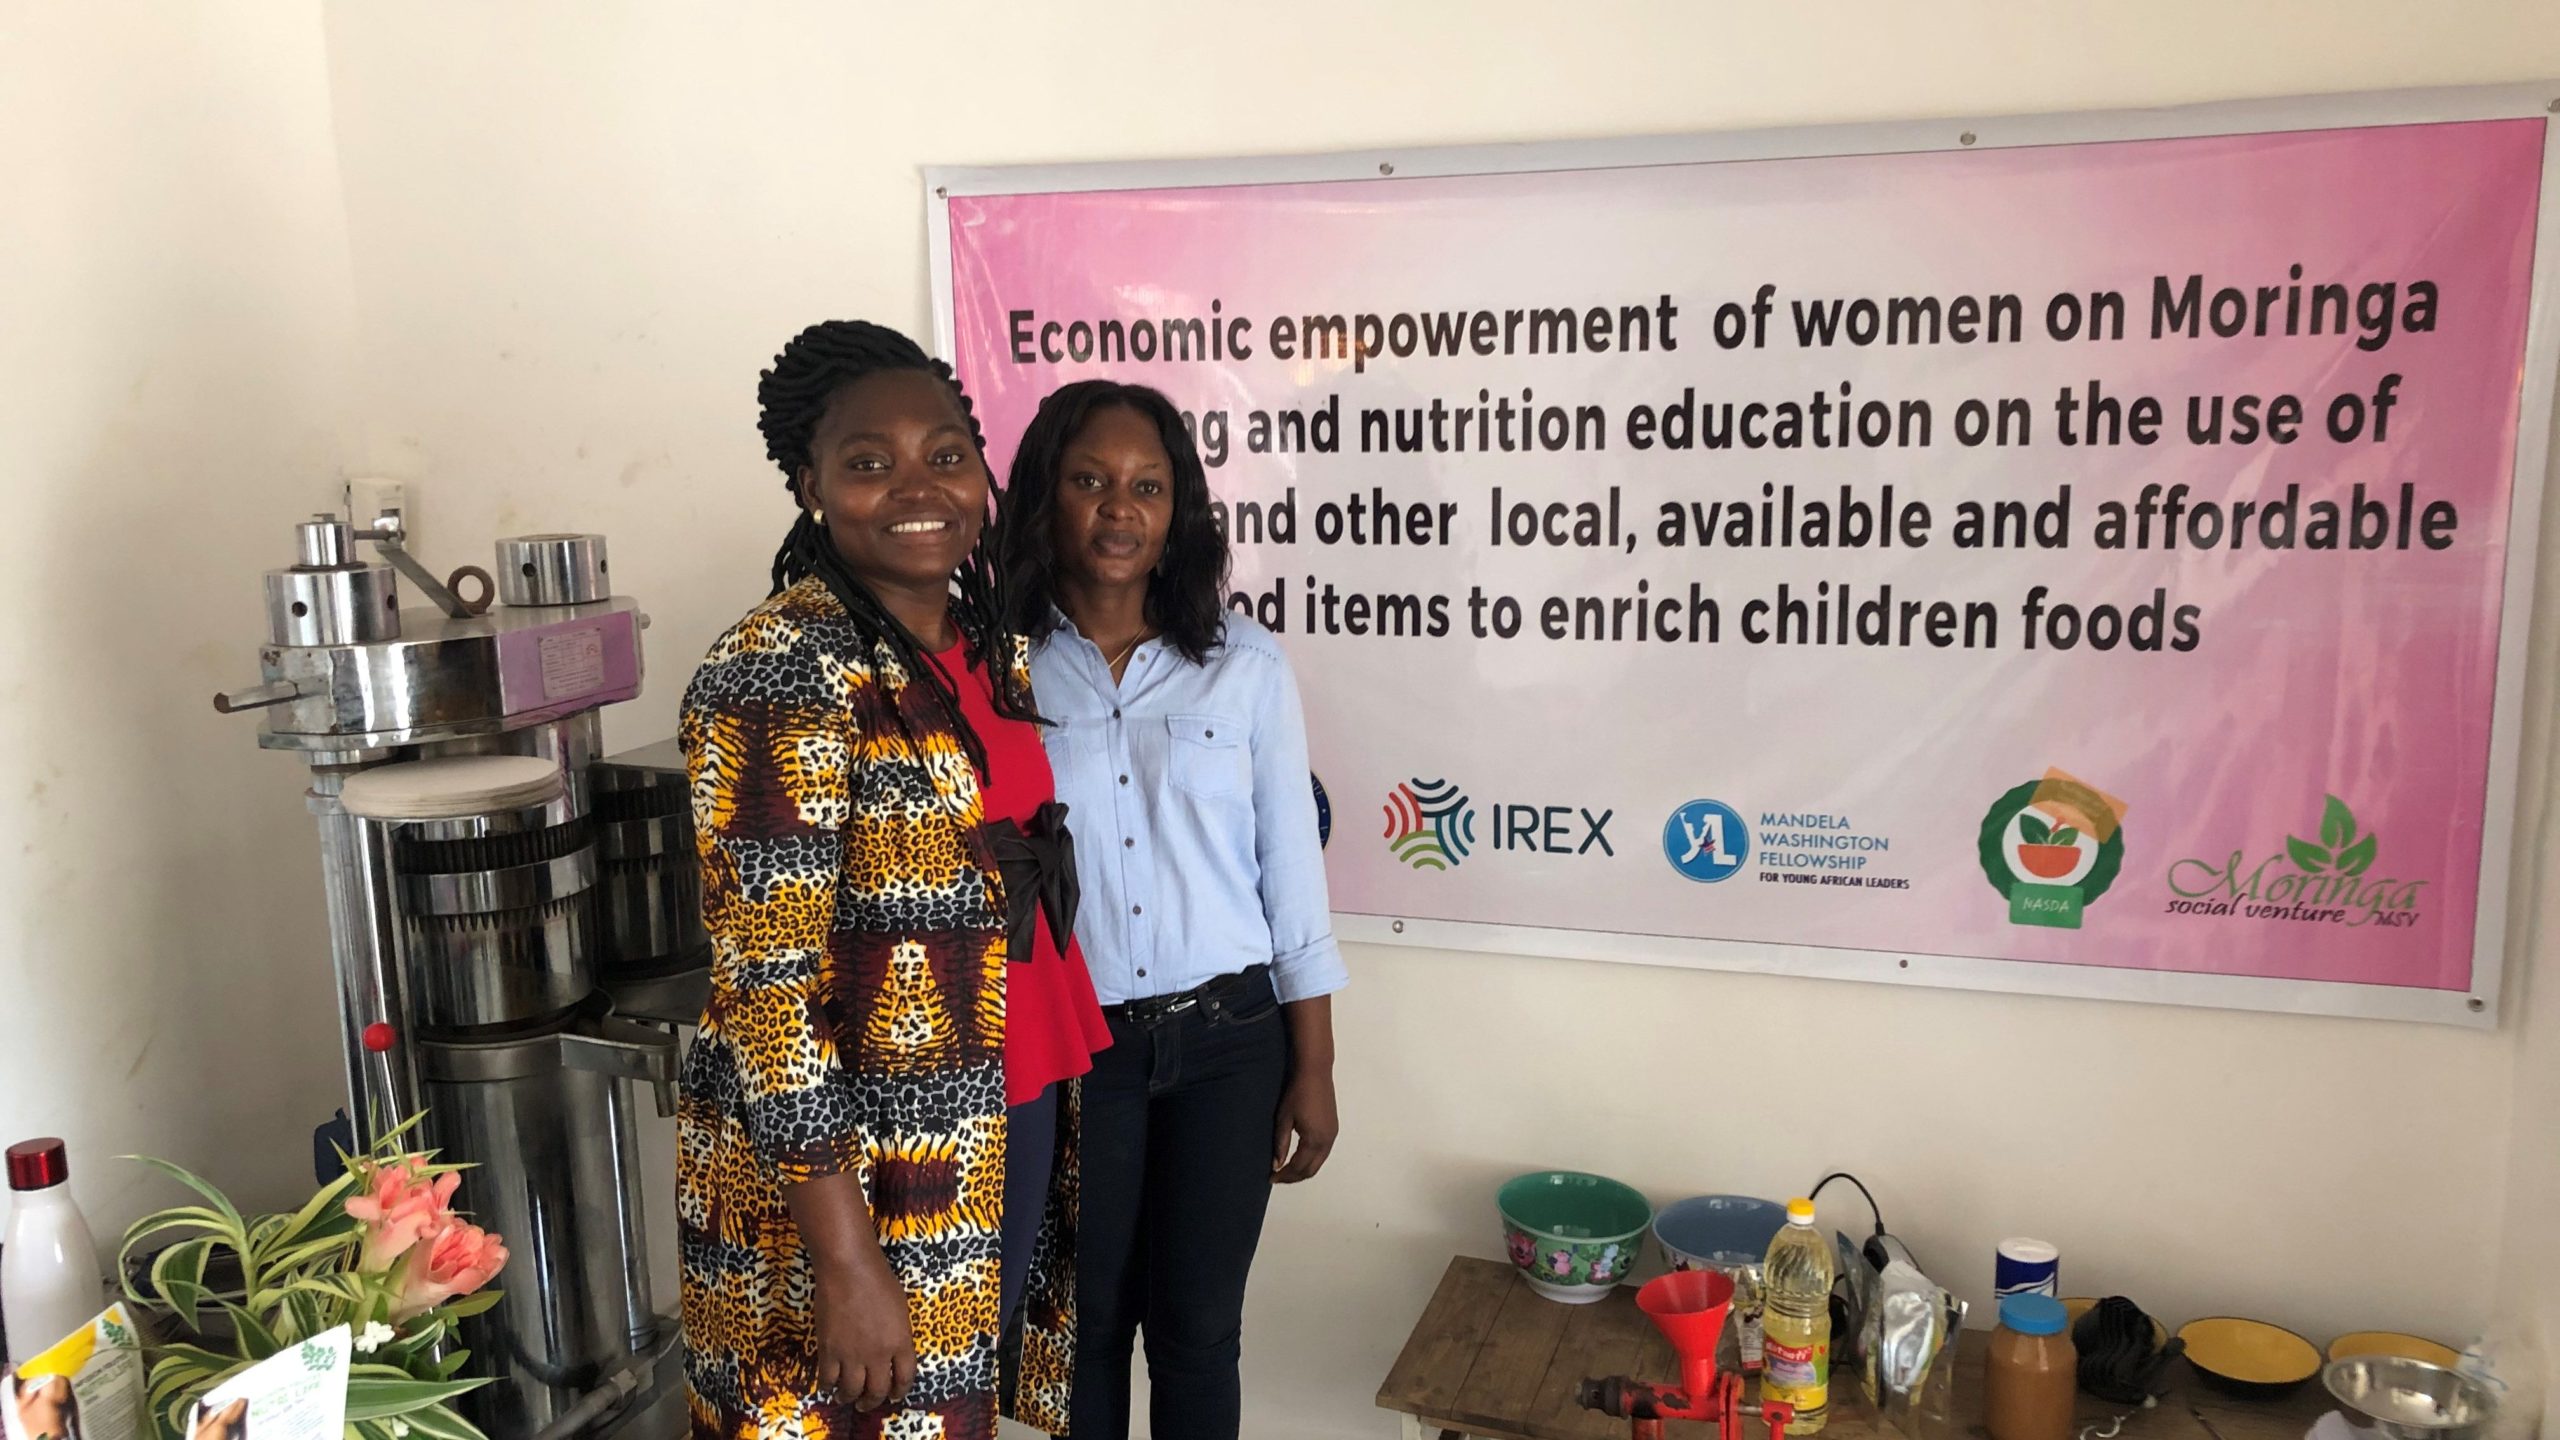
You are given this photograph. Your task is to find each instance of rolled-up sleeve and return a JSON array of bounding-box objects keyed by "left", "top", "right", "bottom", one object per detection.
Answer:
[
  {"left": 681, "top": 620, "right": 867, "bottom": 1183},
  {"left": 1249, "top": 647, "right": 1348, "bottom": 1004}
]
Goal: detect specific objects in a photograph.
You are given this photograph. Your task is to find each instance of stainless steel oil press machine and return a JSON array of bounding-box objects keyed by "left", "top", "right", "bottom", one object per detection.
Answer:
[{"left": 215, "top": 506, "right": 704, "bottom": 1440}]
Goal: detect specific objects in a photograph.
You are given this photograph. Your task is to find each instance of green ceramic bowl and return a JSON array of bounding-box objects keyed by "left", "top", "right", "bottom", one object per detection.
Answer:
[{"left": 1498, "top": 1171, "right": 1652, "bottom": 1304}]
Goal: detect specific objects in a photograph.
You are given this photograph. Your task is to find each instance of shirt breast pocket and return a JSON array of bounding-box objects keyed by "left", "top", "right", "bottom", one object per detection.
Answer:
[
  {"left": 1042, "top": 717, "right": 1109, "bottom": 797},
  {"left": 1167, "top": 714, "right": 1249, "bottom": 800}
]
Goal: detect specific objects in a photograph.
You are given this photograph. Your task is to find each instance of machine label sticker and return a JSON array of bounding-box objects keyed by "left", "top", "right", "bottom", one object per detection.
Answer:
[{"left": 538, "top": 628, "right": 607, "bottom": 700}]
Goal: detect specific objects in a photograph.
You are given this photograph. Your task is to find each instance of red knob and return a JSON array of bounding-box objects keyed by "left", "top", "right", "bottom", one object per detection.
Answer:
[{"left": 361, "top": 1022, "right": 396, "bottom": 1053}]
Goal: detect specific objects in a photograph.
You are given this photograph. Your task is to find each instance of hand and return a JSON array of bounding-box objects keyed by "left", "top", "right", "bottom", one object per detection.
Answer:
[
  {"left": 811, "top": 1255, "right": 917, "bottom": 1412},
  {"left": 190, "top": 1398, "right": 247, "bottom": 1440},
  {"left": 1272, "top": 1066, "right": 1339, "bottom": 1183},
  {"left": 15, "top": 1375, "right": 73, "bottom": 1440}
]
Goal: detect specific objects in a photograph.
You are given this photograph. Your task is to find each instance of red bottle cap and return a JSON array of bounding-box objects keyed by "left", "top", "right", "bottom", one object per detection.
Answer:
[
  {"left": 7, "top": 1138, "right": 68, "bottom": 1191},
  {"left": 361, "top": 1022, "right": 396, "bottom": 1053}
]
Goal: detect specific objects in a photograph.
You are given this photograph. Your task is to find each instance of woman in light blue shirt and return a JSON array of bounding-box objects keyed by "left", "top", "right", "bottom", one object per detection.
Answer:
[{"left": 996, "top": 379, "right": 1346, "bottom": 1440}]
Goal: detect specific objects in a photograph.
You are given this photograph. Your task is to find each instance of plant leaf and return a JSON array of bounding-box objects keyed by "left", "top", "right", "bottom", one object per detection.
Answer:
[
  {"left": 2018, "top": 814, "right": 2051, "bottom": 845},
  {"left": 2050, "top": 827, "right": 2079, "bottom": 847},
  {"left": 150, "top": 1236, "right": 214, "bottom": 1322},
  {"left": 2287, "top": 837, "right": 2331, "bottom": 873},
  {"left": 216, "top": 1299, "right": 281, "bottom": 1357},
  {"left": 344, "top": 1377, "right": 487, "bottom": 1421},
  {"left": 385, "top": 1399, "right": 492, "bottom": 1440},
  {"left": 123, "top": 1157, "right": 248, "bottom": 1239},
  {"left": 265, "top": 1171, "right": 361, "bottom": 1254},
  {"left": 2337, "top": 833, "right": 2379, "bottom": 877},
  {"left": 429, "top": 1290, "right": 503, "bottom": 1321},
  {"left": 431, "top": 1348, "right": 473, "bottom": 1379},
  {"left": 2321, "top": 794, "right": 2356, "bottom": 850},
  {"left": 260, "top": 1230, "right": 360, "bottom": 1280}
]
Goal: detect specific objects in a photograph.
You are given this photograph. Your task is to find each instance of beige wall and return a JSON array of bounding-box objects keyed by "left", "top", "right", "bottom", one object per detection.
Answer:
[
  {"left": 0, "top": 0, "right": 356, "bottom": 1257},
  {"left": 6, "top": 2, "right": 2554, "bottom": 1435},
  {"left": 314, "top": 8, "right": 2560, "bottom": 1435}
]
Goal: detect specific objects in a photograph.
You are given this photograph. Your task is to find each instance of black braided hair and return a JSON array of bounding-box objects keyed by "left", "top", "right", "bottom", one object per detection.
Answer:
[{"left": 756, "top": 319, "right": 1036, "bottom": 782}]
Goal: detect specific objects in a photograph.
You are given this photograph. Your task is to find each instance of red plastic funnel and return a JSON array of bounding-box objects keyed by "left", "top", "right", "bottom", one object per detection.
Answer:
[{"left": 1636, "top": 1269, "right": 1732, "bottom": 1397}]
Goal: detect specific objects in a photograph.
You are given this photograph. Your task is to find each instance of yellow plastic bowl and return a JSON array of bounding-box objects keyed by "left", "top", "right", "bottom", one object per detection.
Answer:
[
  {"left": 2327, "top": 1332, "right": 2461, "bottom": 1369},
  {"left": 2180, "top": 1316, "right": 2323, "bottom": 1398}
]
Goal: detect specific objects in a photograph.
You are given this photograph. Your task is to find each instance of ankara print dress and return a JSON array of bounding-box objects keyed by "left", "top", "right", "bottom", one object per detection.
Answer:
[{"left": 675, "top": 577, "right": 1078, "bottom": 1439}]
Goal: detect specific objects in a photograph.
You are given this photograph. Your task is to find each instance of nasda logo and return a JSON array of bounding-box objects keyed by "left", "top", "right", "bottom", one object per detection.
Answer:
[
  {"left": 1976, "top": 768, "right": 2128, "bottom": 930},
  {"left": 1382, "top": 777, "right": 1477, "bottom": 871}
]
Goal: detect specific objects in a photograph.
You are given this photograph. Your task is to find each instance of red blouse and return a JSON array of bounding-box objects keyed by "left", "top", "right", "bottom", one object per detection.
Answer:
[{"left": 933, "top": 641, "right": 1112, "bottom": 1105}]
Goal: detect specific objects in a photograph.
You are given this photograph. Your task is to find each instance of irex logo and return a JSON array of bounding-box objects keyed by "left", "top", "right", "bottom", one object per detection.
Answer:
[{"left": 1488, "top": 804, "right": 1615, "bottom": 856}]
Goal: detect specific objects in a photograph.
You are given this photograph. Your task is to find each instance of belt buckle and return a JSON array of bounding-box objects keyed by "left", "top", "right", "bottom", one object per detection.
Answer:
[{"left": 1128, "top": 992, "right": 1197, "bottom": 1028}]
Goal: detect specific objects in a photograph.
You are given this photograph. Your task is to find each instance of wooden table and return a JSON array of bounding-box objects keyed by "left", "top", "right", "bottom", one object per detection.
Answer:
[{"left": 1379, "top": 1258, "right": 2331, "bottom": 1440}]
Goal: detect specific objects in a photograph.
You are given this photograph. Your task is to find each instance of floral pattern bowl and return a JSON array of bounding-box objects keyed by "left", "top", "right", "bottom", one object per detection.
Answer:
[{"left": 1498, "top": 1171, "right": 1653, "bottom": 1304}]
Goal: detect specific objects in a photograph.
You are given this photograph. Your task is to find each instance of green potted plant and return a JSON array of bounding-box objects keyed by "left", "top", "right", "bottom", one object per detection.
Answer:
[{"left": 118, "top": 1117, "right": 508, "bottom": 1440}]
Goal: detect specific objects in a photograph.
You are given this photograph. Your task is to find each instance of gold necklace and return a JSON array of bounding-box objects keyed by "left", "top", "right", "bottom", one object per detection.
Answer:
[{"left": 1105, "top": 629, "right": 1153, "bottom": 673}]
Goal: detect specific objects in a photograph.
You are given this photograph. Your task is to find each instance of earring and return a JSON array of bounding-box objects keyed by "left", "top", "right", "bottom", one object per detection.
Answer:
[{"left": 808, "top": 507, "right": 823, "bottom": 525}]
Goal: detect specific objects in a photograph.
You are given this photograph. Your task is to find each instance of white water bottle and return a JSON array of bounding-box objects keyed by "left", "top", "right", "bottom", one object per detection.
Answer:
[{"left": 4, "top": 1138, "right": 105, "bottom": 1365}]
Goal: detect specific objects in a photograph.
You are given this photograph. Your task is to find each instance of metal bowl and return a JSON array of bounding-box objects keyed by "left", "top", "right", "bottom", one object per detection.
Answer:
[{"left": 2322, "top": 1355, "right": 2495, "bottom": 1440}]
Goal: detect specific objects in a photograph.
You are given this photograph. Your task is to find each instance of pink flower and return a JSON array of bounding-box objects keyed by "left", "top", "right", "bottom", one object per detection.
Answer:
[
  {"left": 345, "top": 1161, "right": 460, "bottom": 1274},
  {"left": 388, "top": 1222, "right": 508, "bottom": 1321}
]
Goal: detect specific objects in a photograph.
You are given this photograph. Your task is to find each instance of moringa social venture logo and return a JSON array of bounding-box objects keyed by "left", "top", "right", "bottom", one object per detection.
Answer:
[
  {"left": 2166, "top": 793, "right": 2425, "bottom": 930},
  {"left": 1381, "top": 777, "right": 1477, "bottom": 871},
  {"left": 1977, "top": 768, "right": 2128, "bottom": 929}
]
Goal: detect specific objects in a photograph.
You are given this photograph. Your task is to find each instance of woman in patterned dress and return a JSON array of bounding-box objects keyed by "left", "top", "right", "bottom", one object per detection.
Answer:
[{"left": 677, "top": 321, "right": 1108, "bottom": 1439}]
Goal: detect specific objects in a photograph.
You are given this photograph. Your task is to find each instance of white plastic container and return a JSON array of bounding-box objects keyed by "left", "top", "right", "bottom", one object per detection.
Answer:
[{"left": 4, "top": 1138, "right": 105, "bottom": 1365}]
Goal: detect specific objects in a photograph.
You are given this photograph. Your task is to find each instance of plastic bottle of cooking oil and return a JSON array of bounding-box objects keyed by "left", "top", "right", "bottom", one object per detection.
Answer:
[{"left": 1760, "top": 1198, "right": 1834, "bottom": 1434}]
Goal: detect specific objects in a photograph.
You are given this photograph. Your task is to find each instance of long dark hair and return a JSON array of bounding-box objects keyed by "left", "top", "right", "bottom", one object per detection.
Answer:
[
  {"left": 995, "top": 380, "right": 1231, "bottom": 664},
  {"left": 756, "top": 319, "right": 1035, "bottom": 777}
]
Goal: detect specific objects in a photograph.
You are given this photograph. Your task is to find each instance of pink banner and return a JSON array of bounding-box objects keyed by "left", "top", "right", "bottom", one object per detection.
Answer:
[{"left": 943, "top": 116, "right": 2548, "bottom": 1013}]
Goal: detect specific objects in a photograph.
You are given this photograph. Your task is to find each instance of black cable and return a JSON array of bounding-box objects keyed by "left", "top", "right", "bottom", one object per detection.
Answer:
[{"left": 1810, "top": 1171, "right": 1885, "bottom": 1238}]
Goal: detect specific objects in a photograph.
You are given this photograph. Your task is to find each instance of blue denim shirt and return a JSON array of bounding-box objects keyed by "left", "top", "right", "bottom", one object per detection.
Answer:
[{"left": 1030, "top": 612, "right": 1348, "bottom": 1007}]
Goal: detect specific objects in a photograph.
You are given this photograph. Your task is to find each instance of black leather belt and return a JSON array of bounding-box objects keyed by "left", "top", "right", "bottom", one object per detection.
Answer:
[
  {"left": 1111, "top": 965, "right": 1273, "bottom": 1030},
  {"left": 983, "top": 801, "right": 1079, "bottom": 965}
]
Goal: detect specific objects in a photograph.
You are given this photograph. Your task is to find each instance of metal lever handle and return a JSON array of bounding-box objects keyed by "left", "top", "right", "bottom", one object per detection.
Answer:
[
  {"left": 559, "top": 1016, "right": 681, "bottom": 1117},
  {"left": 214, "top": 680, "right": 302, "bottom": 713},
  {"left": 358, "top": 527, "right": 495, "bottom": 620}
]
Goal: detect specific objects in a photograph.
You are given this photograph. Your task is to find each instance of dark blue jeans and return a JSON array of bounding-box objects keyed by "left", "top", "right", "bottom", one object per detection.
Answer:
[
  {"left": 1002, "top": 1083, "right": 1059, "bottom": 1334},
  {"left": 1067, "top": 968, "right": 1289, "bottom": 1440}
]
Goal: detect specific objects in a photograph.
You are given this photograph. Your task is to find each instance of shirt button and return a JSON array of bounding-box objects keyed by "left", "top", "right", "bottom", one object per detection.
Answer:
[
  {"left": 1137, "top": 968, "right": 1148, "bottom": 978},
  {"left": 1124, "top": 837, "right": 1135, "bottom": 848},
  {"left": 1132, "top": 904, "right": 1143, "bottom": 915},
  {"left": 1119, "top": 774, "right": 1129, "bottom": 785},
  {"left": 1112, "top": 709, "right": 1121, "bottom": 719},
  {"left": 1205, "top": 729, "right": 1215, "bottom": 738}
]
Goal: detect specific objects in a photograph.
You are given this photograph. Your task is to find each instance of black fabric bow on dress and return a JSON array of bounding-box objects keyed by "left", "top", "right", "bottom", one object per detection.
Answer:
[{"left": 983, "top": 800, "right": 1080, "bottom": 964}]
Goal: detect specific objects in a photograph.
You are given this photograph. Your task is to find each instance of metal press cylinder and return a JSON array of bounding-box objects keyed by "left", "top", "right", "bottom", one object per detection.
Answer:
[
  {"left": 496, "top": 533, "right": 609, "bottom": 607},
  {"left": 591, "top": 764, "right": 704, "bottom": 979},
  {"left": 392, "top": 798, "right": 600, "bottom": 1033},
  {"left": 265, "top": 564, "right": 401, "bottom": 647}
]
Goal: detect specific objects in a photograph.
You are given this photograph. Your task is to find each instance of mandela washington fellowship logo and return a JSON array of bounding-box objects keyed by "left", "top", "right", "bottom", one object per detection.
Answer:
[
  {"left": 1663, "top": 799, "right": 1750, "bottom": 882},
  {"left": 1382, "top": 777, "right": 1476, "bottom": 871},
  {"left": 2167, "top": 794, "right": 2424, "bottom": 929},
  {"left": 1977, "top": 768, "right": 2128, "bottom": 930}
]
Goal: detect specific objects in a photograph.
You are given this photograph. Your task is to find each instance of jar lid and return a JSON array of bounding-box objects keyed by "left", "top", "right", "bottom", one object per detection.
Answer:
[
  {"left": 2000, "top": 1293, "right": 2068, "bottom": 1336},
  {"left": 7, "top": 1138, "right": 68, "bottom": 1191}
]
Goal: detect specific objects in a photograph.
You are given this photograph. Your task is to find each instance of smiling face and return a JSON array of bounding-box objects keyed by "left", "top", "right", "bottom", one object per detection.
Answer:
[
  {"left": 1047, "top": 403, "right": 1174, "bottom": 593},
  {"left": 797, "top": 368, "right": 989, "bottom": 610}
]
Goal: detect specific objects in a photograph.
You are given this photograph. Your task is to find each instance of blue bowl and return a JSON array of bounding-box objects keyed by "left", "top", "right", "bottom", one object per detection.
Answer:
[{"left": 1653, "top": 1194, "right": 1788, "bottom": 1270}]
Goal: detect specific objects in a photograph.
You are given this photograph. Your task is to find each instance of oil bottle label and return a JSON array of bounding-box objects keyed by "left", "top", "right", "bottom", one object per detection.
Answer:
[{"left": 1763, "top": 1336, "right": 1828, "bottom": 1402}]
